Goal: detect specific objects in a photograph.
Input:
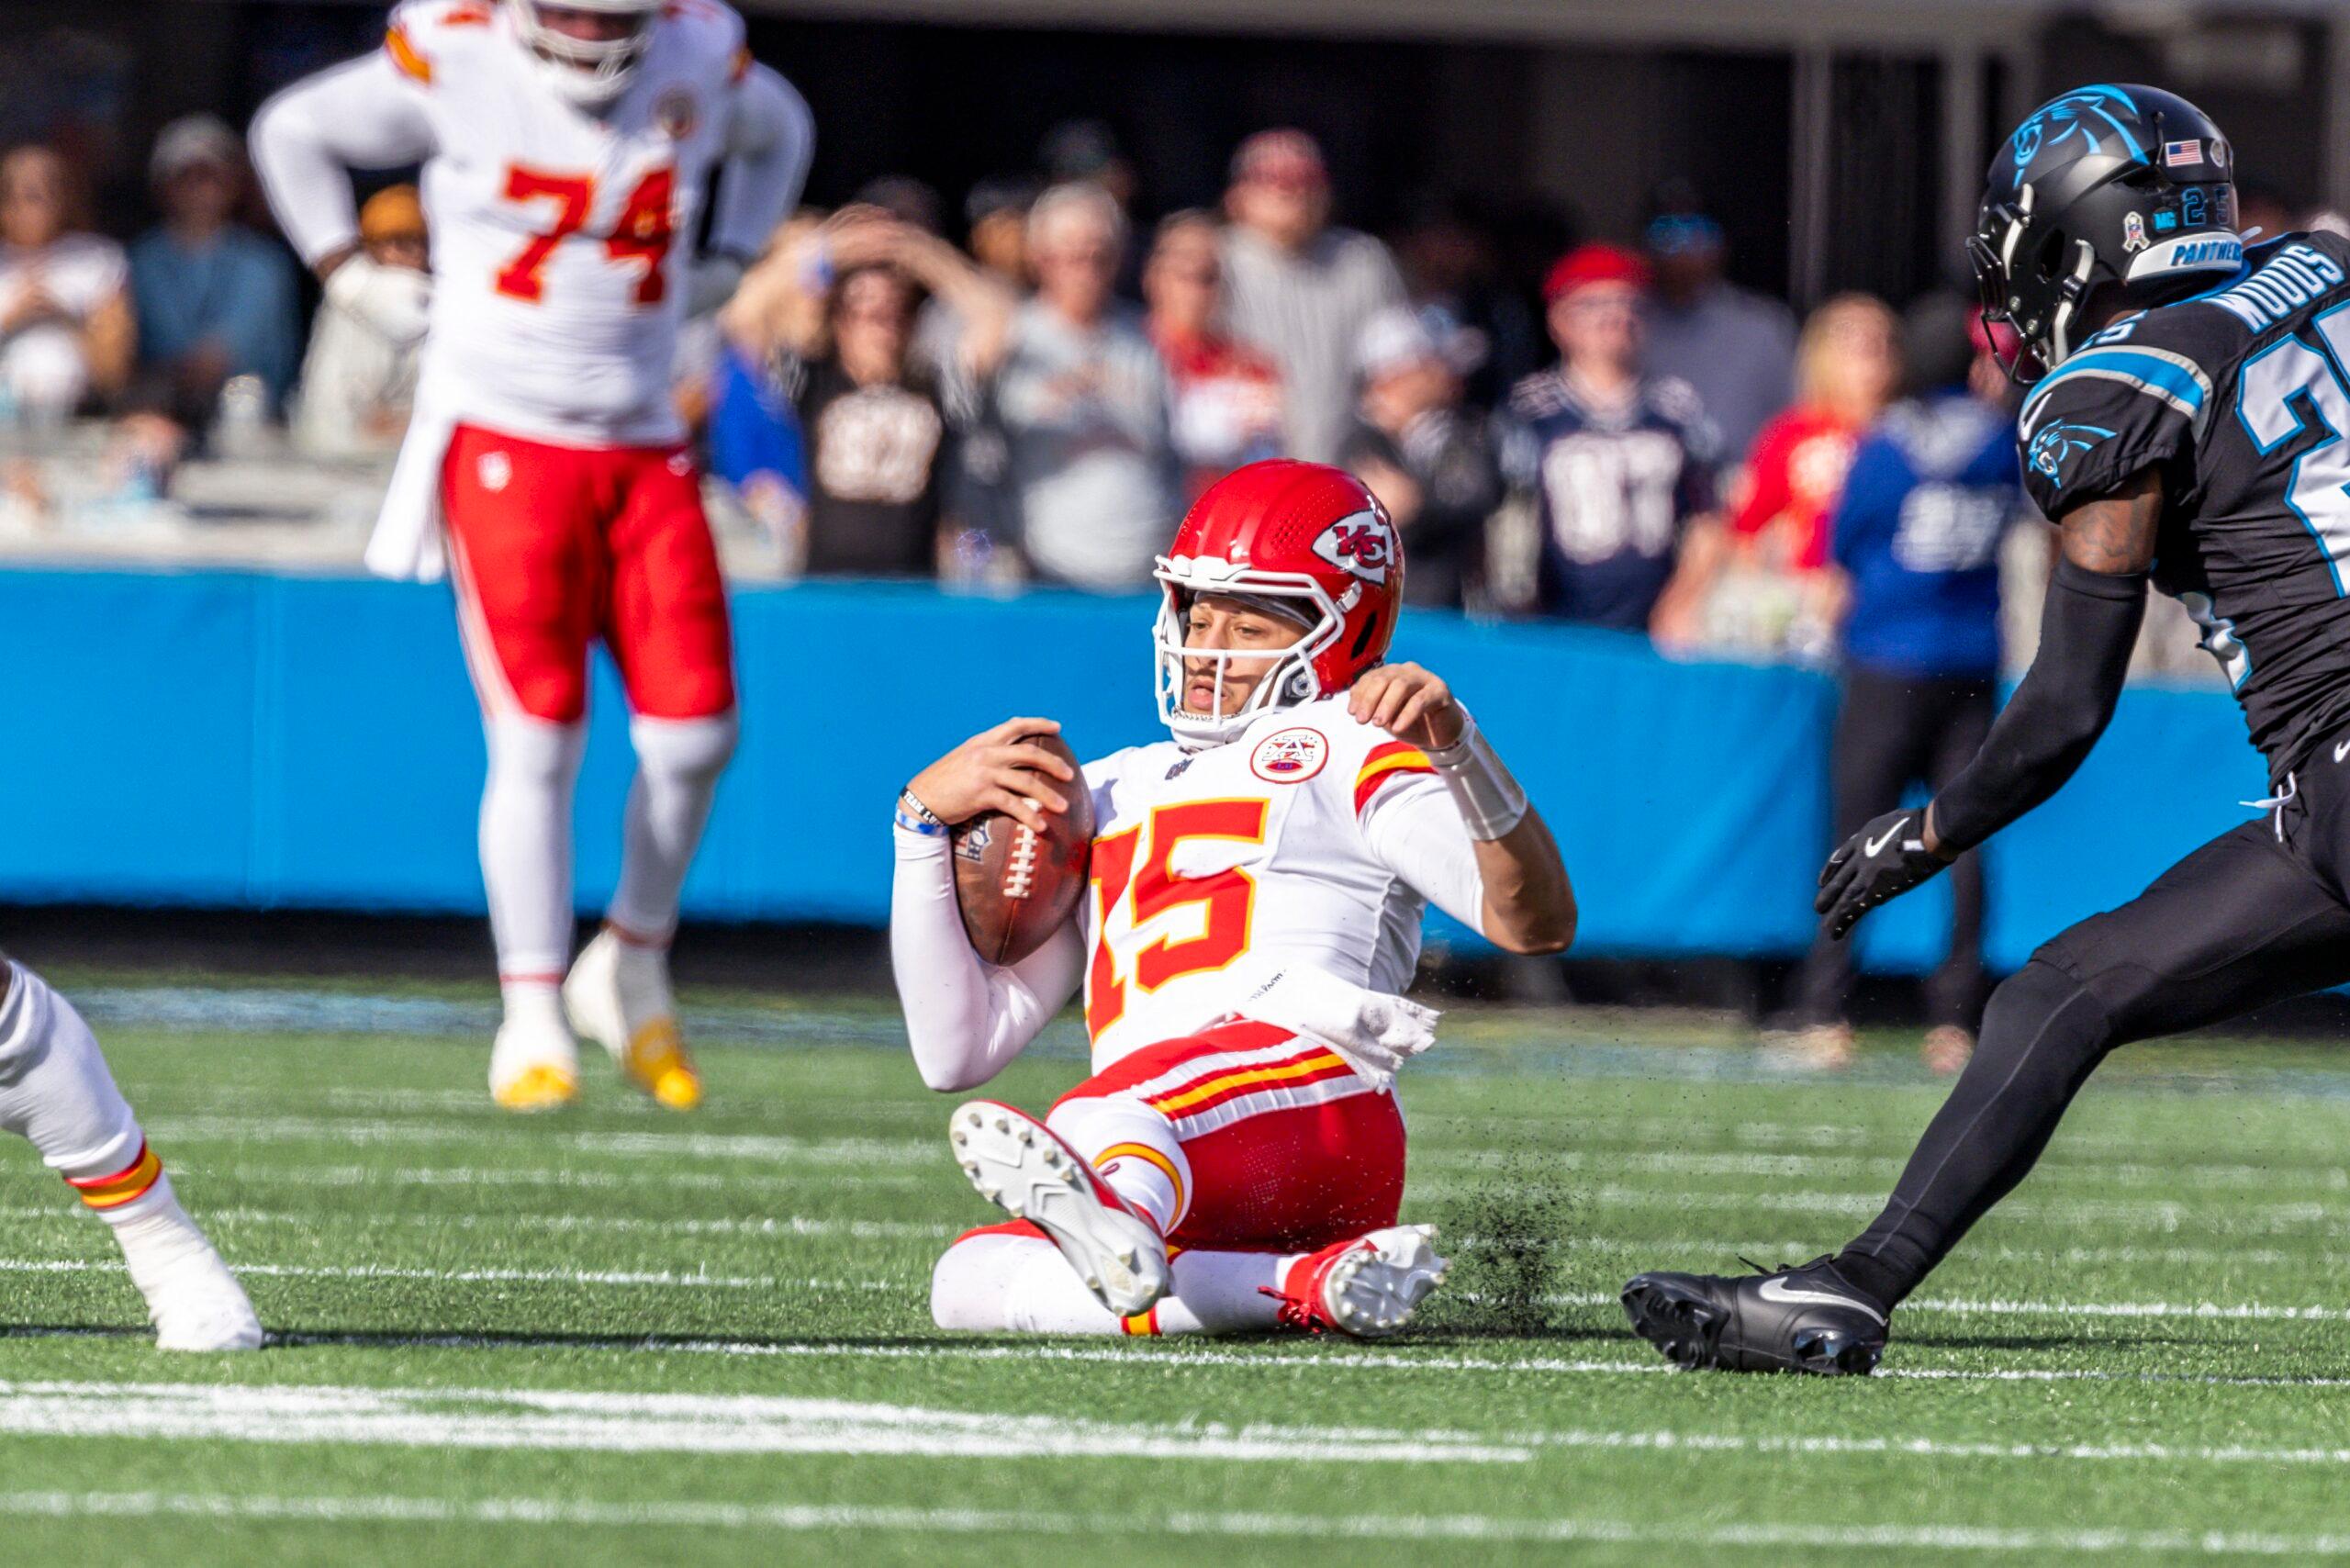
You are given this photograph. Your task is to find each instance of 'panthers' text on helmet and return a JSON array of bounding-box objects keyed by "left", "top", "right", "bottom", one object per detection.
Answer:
[
  {"left": 1152, "top": 461, "right": 1404, "bottom": 751},
  {"left": 1969, "top": 84, "right": 2240, "bottom": 380}
]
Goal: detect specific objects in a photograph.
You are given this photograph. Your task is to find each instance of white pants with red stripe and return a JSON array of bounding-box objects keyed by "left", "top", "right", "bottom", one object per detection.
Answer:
[{"left": 930, "top": 1019, "right": 1406, "bottom": 1335}]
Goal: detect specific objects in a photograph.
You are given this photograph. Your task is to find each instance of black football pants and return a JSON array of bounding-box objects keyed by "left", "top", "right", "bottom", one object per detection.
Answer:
[
  {"left": 1836, "top": 733, "right": 2350, "bottom": 1309},
  {"left": 1793, "top": 668, "right": 1996, "bottom": 1030}
]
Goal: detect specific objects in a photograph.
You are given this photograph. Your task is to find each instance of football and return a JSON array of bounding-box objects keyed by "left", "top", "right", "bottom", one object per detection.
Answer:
[{"left": 951, "top": 731, "right": 1094, "bottom": 965}]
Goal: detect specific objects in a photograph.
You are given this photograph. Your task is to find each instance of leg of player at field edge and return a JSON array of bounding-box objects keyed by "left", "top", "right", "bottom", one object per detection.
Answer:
[
  {"left": 478, "top": 713, "right": 588, "bottom": 1108},
  {"left": 0, "top": 957, "right": 261, "bottom": 1350},
  {"left": 563, "top": 446, "right": 739, "bottom": 1112},
  {"left": 1829, "top": 814, "right": 2350, "bottom": 1312}
]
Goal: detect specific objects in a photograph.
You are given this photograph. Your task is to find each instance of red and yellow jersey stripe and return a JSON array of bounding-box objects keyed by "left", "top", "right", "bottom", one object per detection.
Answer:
[
  {"left": 67, "top": 1141, "right": 162, "bottom": 1210},
  {"left": 1143, "top": 1047, "right": 1357, "bottom": 1124},
  {"left": 384, "top": 23, "right": 433, "bottom": 84},
  {"left": 1353, "top": 740, "right": 1435, "bottom": 815}
]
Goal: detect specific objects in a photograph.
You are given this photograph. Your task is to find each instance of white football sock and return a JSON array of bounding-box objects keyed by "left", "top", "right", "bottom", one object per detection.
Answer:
[
  {"left": 931, "top": 1231, "right": 1286, "bottom": 1335},
  {"left": 0, "top": 958, "right": 143, "bottom": 1181},
  {"left": 0, "top": 960, "right": 261, "bottom": 1350},
  {"left": 1045, "top": 1098, "right": 1191, "bottom": 1237},
  {"left": 479, "top": 715, "right": 587, "bottom": 993},
  {"left": 607, "top": 711, "right": 737, "bottom": 944}
]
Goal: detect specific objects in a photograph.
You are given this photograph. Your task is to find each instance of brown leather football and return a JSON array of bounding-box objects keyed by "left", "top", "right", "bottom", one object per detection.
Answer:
[{"left": 951, "top": 731, "right": 1094, "bottom": 966}]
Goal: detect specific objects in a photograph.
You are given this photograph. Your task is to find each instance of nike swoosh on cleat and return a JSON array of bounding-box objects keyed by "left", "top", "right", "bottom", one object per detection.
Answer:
[
  {"left": 2334, "top": 738, "right": 2350, "bottom": 763},
  {"left": 1863, "top": 817, "right": 1912, "bottom": 858},
  {"left": 1757, "top": 1275, "right": 1887, "bottom": 1326}
]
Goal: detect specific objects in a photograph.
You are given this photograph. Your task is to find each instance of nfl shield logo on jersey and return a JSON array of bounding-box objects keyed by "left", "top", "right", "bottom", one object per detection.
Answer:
[
  {"left": 1250, "top": 727, "right": 1330, "bottom": 784},
  {"left": 1311, "top": 508, "right": 1398, "bottom": 585},
  {"left": 655, "top": 87, "right": 700, "bottom": 141}
]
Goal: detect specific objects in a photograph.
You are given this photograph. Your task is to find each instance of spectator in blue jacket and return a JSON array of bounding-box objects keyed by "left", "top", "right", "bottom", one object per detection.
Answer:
[
  {"left": 1777, "top": 302, "right": 2022, "bottom": 1073},
  {"left": 128, "top": 116, "right": 300, "bottom": 431}
]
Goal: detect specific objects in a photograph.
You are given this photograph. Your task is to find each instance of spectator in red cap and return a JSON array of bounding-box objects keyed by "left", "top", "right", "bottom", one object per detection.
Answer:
[
  {"left": 1219, "top": 128, "right": 1404, "bottom": 465},
  {"left": 1500, "top": 243, "right": 1720, "bottom": 633}
]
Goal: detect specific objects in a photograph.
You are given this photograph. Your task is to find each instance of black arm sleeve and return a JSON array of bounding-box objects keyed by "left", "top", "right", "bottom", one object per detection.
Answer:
[{"left": 1928, "top": 556, "right": 2147, "bottom": 856}]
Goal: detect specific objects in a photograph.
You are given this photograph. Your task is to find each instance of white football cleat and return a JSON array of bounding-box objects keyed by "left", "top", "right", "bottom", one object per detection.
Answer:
[
  {"left": 108, "top": 1182, "right": 263, "bottom": 1352},
  {"left": 488, "top": 1006, "right": 580, "bottom": 1113},
  {"left": 565, "top": 928, "right": 700, "bottom": 1110},
  {"left": 1272, "top": 1225, "right": 1449, "bottom": 1338},
  {"left": 948, "top": 1099, "right": 1170, "bottom": 1316}
]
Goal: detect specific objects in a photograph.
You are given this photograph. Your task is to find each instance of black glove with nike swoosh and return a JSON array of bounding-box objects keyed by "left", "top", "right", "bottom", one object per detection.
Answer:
[{"left": 1816, "top": 808, "right": 1953, "bottom": 941}]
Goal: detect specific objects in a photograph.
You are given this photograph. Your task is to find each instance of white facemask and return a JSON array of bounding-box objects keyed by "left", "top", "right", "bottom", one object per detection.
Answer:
[
  {"left": 510, "top": 0, "right": 659, "bottom": 108},
  {"left": 1151, "top": 562, "right": 1347, "bottom": 751}
]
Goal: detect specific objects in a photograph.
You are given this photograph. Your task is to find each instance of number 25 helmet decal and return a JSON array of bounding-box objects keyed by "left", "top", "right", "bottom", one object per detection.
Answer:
[{"left": 1153, "top": 460, "right": 1405, "bottom": 750}]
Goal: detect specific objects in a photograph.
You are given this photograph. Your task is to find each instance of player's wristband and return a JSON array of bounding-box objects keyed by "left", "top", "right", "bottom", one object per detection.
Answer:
[
  {"left": 1424, "top": 712, "right": 1528, "bottom": 841},
  {"left": 894, "top": 789, "right": 946, "bottom": 838}
]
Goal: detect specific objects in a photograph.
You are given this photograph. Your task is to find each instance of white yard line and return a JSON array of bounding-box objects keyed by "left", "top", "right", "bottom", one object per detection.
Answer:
[
  {"left": 0, "top": 1490, "right": 2345, "bottom": 1555},
  {"left": 0, "top": 1260, "right": 905, "bottom": 1293},
  {"left": 234, "top": 1331, "right": 2350, "bottom": 1391},
  {"left": 5, "top": 1377, "right": 2350, "bottom": 1475},
  {"left": 0, "top": 1381, "right": 1523, "bottom": 1465}
]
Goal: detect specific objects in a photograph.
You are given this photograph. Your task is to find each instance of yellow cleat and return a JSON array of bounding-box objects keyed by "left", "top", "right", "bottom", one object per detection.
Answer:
[
  {"left": 493, "top": 1063, "right": 578, "bottom": 1113},
  {"left": 622, "top": 1021, "right": 701, "bottom": 1111}
]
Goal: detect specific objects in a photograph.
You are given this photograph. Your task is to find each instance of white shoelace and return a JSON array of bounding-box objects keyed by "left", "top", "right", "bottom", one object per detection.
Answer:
[{"left": 2240, "top": 771, "right": 2299, "bottom": 842}]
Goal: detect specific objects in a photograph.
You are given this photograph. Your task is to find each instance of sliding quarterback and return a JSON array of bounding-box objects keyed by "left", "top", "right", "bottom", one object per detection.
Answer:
[
  {"left": 251, "top": 0, "right": 811, "bottom": 1110},
  {"left": 891, "top": 460, "right": 1575, "bottom": 1336}
]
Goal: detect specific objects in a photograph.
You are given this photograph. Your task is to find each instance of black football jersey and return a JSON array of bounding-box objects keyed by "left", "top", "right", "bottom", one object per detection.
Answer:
[{"left": 2019, "top": 231, "right": 2350, "bottom": 783}]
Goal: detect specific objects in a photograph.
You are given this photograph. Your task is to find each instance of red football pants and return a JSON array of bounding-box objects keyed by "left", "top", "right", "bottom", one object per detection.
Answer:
[
  {"left": 1046, "top": 1019, "right": 1407, "bottom": 1252},
  {"left": 442, "top": 424, "right": 735, "bottom": 723}
]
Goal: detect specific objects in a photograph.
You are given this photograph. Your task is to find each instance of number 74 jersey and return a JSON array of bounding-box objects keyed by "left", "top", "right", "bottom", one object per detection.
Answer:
[
  {"left": 380, "top": 0, "right": 751, "bottom": 444},
  {"left": 2017, "top": 229, "right": 2350, "bottom": 784},
  {"left": 1074, "top": 694, "right": 1487, "bottom": 1072}
]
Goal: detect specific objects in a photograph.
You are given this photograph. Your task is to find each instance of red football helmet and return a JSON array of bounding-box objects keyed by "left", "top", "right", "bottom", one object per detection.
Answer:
[{"left": 1154, "top": 459, "right": 1404, "bottom": 748}]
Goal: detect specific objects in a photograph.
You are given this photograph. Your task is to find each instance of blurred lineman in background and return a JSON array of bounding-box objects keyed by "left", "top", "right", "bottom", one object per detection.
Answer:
[
  {"left": 1628, "top": 83, "right": 2350, "bottom": 1378},
  {"left": 250, "top": 0, "right": 811, "bottom": 1111},
  {"left": 0, "top": 957, "right": 258, "bottom": 1350}
]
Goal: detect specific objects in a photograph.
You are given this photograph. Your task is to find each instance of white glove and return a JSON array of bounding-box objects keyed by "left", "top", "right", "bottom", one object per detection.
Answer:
[
  {"left": 686, "top": 254, "right": 747, "bottom": 318},
  {"left": 325, "top": 255, "right": 432, "bottom": 346},
  {"left": 1235, "top": 964, "right": 1440, "bottom": 1092}
]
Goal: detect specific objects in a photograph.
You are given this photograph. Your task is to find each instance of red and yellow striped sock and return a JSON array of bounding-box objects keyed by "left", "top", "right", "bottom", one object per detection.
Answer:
[{"left": 65, "top": 1140, "right": 163, "bottom": 1212}]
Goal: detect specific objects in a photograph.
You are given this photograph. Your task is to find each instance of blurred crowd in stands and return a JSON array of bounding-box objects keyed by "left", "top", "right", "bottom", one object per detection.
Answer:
[{"left": 5, "top": 104, "right": 2339, "bottom": 681}]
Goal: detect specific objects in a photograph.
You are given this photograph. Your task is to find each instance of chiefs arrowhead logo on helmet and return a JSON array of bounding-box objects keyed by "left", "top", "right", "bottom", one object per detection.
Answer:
[{"left": 1310, "top": 508, "right": 1397, "bottom": 585}]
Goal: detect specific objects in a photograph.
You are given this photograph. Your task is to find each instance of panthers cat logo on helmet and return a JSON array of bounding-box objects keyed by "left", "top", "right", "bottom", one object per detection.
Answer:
[{"left": 1970, "top": 83, "right": 2238, "bottom": 382}]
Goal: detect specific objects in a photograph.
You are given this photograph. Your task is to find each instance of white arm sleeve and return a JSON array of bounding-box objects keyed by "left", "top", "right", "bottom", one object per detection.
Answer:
[
  {"left": 890, "top": 827, "right": 1085, "bottom": 1092},
  {"left": 249, "top": 53, "right": 437, "bottom": 269},
  {"left": 708, "top": 63, "right": 813, "bottom": 261},
  {"left": 1361, "top": 776, "right": 1489, "bottom": 935}
]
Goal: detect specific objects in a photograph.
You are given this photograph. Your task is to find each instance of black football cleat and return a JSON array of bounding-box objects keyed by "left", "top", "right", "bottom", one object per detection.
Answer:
[{"left": 1621, "top": 1256, "right": 1887, "bottom": 1375}]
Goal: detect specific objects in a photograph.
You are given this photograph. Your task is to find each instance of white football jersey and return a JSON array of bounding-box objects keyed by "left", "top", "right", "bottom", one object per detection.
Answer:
[
  {"left": 1077, "top": 695, "right": 1484, "bottom": 1070},
  {"left": 382, "top": 0, "right": 750, "bottom": 442}
]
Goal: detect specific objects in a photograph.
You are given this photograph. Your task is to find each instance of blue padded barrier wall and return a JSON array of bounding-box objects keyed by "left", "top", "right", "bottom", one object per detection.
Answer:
[{"left": 0, "top": 568, "right": 2268, "bottom": 972}]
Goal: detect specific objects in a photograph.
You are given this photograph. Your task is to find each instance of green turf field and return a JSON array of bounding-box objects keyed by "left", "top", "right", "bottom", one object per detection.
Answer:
[{"left": 8, "top": 982, "right": 2350, "bottom": 1564}]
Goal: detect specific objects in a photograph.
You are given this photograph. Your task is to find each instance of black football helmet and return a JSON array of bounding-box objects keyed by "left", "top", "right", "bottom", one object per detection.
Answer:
[{"left": 1969, "top": 84, "right": 2242, "bottom": 382}]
